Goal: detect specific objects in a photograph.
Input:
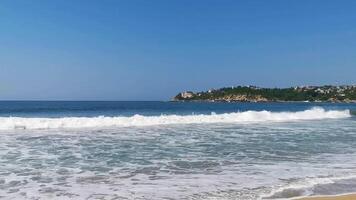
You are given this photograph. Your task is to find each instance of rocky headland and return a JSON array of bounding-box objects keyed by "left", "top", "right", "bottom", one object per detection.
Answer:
[{"left": 173, "top": 85, "right": 356, "bottom": 103}]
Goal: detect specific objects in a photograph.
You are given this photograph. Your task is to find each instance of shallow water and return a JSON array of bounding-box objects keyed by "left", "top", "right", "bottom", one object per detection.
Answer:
[{"left": 0, "top": 102, "right": 355, "bottom": 199}]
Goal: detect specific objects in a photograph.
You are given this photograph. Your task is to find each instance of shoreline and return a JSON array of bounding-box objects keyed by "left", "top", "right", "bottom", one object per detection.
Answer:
[{"left": 297, "top": 193, "right": 356, "bottom": 200}]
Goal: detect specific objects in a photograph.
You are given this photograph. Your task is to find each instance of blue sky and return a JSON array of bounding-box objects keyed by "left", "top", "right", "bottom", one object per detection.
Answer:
[{"left": 1, "top": 0, "right": 356, "bottom": 100}]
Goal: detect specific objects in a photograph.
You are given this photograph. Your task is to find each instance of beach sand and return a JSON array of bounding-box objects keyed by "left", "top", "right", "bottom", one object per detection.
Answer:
[{"left": 298, "top": 194, "right": 356, "bottom": 200}]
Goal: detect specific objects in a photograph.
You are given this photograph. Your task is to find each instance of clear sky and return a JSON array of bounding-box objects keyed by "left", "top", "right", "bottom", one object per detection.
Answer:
[{"left": 1, "top": 0, "right": 356, "bottom": 100}]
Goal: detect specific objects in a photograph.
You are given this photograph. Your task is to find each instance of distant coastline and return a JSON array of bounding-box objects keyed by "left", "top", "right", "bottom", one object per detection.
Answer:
[{"left": 172, "top": 85, "right": 356, "bottom": 103}]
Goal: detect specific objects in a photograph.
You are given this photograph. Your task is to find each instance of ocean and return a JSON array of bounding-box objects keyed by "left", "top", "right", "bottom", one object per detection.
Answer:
[{"left": 0, "top": 101, "right": 355, "bottom": 200}]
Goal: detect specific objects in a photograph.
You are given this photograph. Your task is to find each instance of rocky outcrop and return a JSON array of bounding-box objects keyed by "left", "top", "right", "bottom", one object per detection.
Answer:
[
  {"left": 215, "top": 95, "right": 268, "bottom": 102},
  {"left": 172, "top": 91, "right": 195, "bottom": 101}
]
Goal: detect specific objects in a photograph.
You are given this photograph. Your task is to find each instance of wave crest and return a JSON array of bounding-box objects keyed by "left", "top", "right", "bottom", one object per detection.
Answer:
[{"left": 0, "top": 107, "right": 350, "bottom": 130}]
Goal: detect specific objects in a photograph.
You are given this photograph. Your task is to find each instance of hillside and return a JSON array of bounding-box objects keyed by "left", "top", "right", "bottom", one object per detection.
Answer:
[{"left": 173, "top": 85, "right": 356, "bottom": 102}]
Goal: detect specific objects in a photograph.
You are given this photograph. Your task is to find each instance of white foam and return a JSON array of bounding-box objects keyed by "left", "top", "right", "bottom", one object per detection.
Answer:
[
  {"left": 261, "top": 174, "right": 356, "bottom": 200},
  {"left": 0, "top": 107, "right": 350, "bottom": 130}
]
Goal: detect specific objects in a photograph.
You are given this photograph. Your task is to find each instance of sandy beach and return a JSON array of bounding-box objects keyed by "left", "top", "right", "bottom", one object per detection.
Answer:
[{"left": 299, "top": 194, "right": 356, "bottom": 200}]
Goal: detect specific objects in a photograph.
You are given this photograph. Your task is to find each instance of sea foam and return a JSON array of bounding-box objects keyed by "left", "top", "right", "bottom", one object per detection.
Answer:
[{"left": 0, "top": 107, "right": 350, "bottom": 130}]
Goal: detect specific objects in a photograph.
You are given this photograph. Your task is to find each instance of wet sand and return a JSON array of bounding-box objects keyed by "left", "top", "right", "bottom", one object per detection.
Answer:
[{"left": 298, "top": 194, "right": 356, "bottom": 200}]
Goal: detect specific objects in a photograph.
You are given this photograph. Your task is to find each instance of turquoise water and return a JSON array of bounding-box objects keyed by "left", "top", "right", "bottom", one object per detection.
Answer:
[{"left": 0, "top": 102, "right": 355, "bottom": 199}]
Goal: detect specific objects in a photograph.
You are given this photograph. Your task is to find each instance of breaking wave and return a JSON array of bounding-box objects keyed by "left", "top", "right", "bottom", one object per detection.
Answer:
[{"left": 0, "top": 107, "right": 350, "bottom": 130}]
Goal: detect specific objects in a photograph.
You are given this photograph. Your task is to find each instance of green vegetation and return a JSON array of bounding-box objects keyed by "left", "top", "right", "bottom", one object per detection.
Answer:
[{"left": 173, "top": 85, "right": 356, "bottom": 102}]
